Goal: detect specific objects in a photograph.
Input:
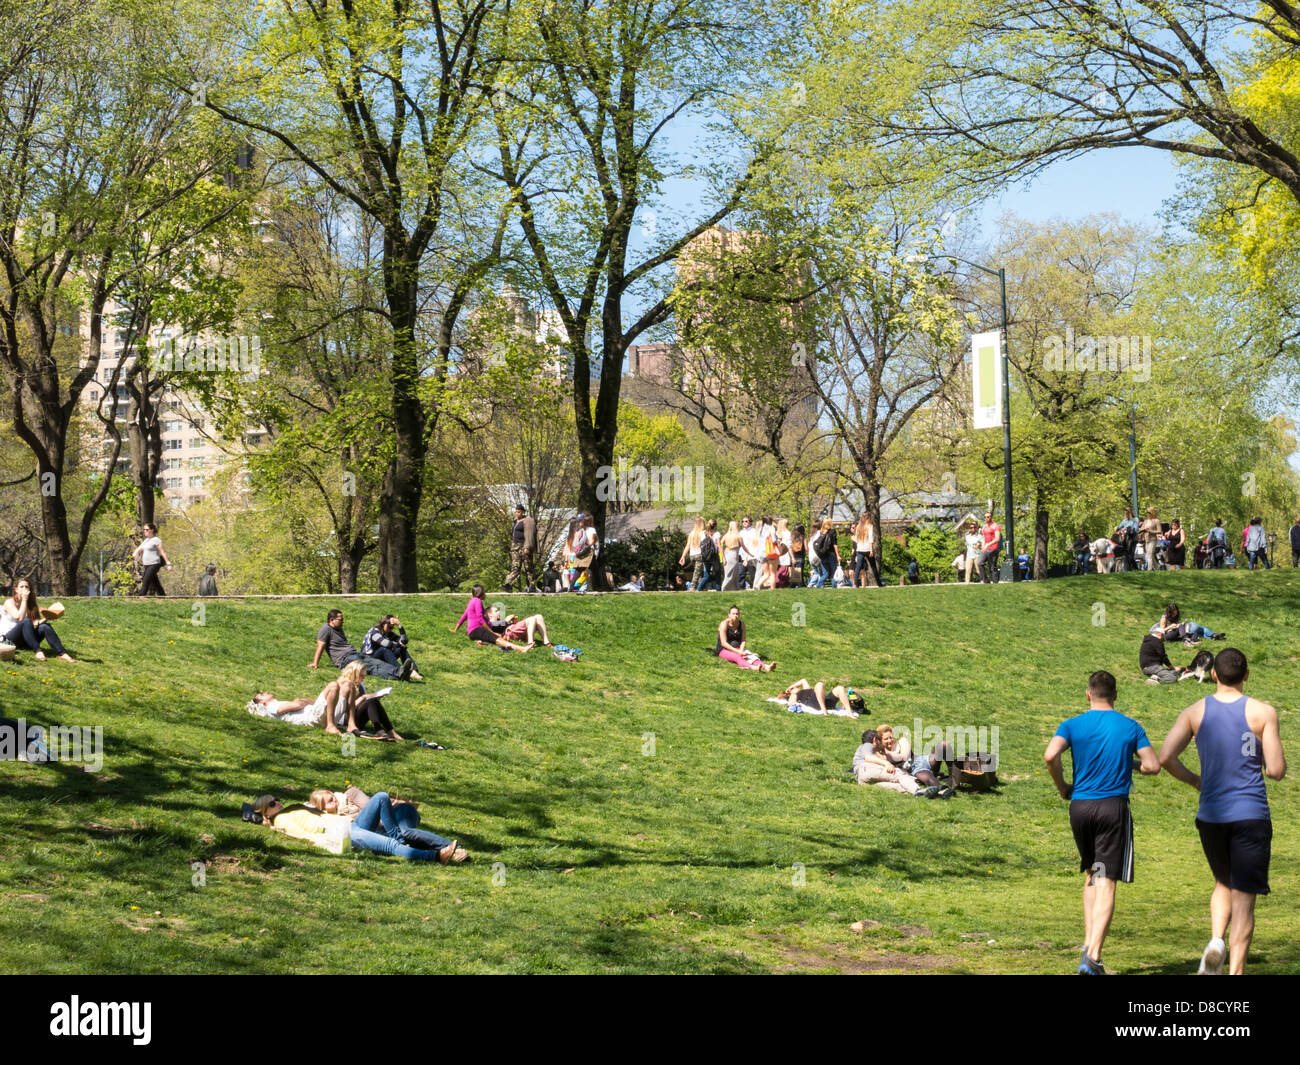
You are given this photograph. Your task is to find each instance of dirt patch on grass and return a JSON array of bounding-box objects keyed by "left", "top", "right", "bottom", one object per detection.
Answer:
[{"left": 754, "top": 933, "right": 958, "bottom": 973}]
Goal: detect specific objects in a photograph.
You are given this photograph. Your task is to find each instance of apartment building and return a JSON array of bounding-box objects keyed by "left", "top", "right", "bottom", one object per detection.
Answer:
[{"left": 81, "top": 320, "right": 263, "bottom": 510}]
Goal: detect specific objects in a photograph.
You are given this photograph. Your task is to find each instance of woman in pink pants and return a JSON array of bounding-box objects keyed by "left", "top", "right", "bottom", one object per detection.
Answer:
[{"left": 715, "top": 605, "right": 775, "bottom": 672}]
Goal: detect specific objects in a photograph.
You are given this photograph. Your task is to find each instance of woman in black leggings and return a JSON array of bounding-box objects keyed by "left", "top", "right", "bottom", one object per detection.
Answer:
[{"left": 338, "top": 661, "right": 402, "bottom": 740}]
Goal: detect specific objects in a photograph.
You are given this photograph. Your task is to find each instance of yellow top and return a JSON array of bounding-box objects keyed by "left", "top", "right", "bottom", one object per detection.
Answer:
[{"left": 270, "top": 808, "right": 351, "bottom": 854}]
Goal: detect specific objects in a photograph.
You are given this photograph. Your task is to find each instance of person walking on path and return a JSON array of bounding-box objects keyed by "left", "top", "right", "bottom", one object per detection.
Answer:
[
  {"left": 132, "top": 523, "right": 172, "bottom": 596},
  {"left": 1289, "top": 516, "right": 1300, "bottom": 568},
  {"left": 504, "top": 504, "right": 538, "bottom": 592},
  {"left": 1159, "top": 648, "right": 1286, "bottom": 975},
  {"left": 1044, "top": 669, "right": 1160, "bottom": 974},
  {"left": 1244, "top": 518, "right": 1272, "bottom": 570},
  {"left": 978, "top": 511, "right": 1003, "bottom": 583}
]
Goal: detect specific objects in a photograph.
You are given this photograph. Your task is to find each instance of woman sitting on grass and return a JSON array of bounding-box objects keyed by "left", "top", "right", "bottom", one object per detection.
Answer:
[
  {"left": 249, "top": 791, "right": 466, "bottom": 863},
  {"left": 452, "top": 585, "right": 532, "bottom": 652},
  {"left": 715, "top": 605, "right": 775, "bottom": 672},
  {"left": 777, "top": 678, "right": 862, "bottom": 717},
  {"left": 487, "top": 606, "right": 554, "bottom": 648},
  {"left": 245, "top": 662, "right": 402, "bottom": 740},
  {"left": 1, "top": 579, "right": 75, "bottom": 662}
]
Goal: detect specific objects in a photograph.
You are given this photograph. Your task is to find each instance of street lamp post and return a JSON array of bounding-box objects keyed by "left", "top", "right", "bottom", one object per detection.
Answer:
[
  {"left": 1129, "top": 403, "right": 1139, "bottom": 518},
  {"left": 916, "top": 253, "right": 1016, "bottom": 580}
]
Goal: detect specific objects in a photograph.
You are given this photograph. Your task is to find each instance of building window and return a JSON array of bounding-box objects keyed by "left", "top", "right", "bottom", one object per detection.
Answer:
[
  {"left": 163, "top": 420, "right": 182, "bottom": 433},
  {"left": 188, "top": 476, "right": 204, "bottom": 489},
  {"left": 165, "top": 477, "right": 181, "bottom": 489},
  {"left": 187, "top": 438, "right": 203, "bottom": 449},
  {"left": 163, "top": 457, "right": 181, "bottom": 470},
  {"left": 164, "top": 439, "right": 182, "bottom": 451},
  {"left": 188, "top": 456, "right": 206, "bottom": 469}
]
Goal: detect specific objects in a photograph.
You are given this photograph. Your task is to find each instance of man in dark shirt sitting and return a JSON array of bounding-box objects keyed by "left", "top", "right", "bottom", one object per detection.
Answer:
[
  {"left": 310, "top": 608, "right": 409, "bottom": 680},
  {"left": 1140, "top": 631, "right": 1182, "bottom": 684}
]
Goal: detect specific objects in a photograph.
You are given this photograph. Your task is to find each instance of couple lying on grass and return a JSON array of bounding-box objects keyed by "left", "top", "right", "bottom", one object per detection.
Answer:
[
  {"left": 776, "top": 678, "right": 865, "bottom": 717},
  {"left": 246, "top": 787, "right": 469, "bottom": 864},
  {"left": 853, "top": 726, "right": 961, "bottom": 798},
  {"left": 246, "top": 660, "right": 403, "bottom": 741},
  {"left": 453, "top": 585, "right": 554, "bottom": 652}
]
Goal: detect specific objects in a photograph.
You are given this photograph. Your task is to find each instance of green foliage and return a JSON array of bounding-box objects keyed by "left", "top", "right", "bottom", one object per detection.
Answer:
[
  {"left": 903, "top": 525, "right": 958, "bottom": 583},
  {"left": 4, "top": 574, "right": 1299, "bottom": 973}
]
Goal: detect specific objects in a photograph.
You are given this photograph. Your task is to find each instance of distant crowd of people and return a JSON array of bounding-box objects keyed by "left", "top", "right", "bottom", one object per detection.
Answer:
[{"left": 1073, "top": 510, "right": 1300, "bottom": 575}]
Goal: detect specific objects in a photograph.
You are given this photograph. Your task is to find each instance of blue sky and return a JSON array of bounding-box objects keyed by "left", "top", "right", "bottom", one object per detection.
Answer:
[{"left": 976, "top": 147, "right": 1179, "bottom": 231}]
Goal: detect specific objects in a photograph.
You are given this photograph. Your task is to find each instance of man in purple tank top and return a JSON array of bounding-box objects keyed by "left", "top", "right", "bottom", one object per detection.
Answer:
[{"left": 1160, "top": 648, "right": 1287, "bottom": 975}]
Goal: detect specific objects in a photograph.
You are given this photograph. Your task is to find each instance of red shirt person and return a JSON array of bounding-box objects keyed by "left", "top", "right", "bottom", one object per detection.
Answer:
[{"left": 978, "top": 512, "right": 1003, "bottom": 583}]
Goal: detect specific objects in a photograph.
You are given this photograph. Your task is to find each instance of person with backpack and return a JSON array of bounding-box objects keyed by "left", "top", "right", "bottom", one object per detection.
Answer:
[
  {"left": 809, "top": 519, "right": 839, "bottom": 588},
  {"left": 698, "top": 518, "right": 722, "bottom": 590},
  {"left": 1244, "top": 518, "right": 1272, "bottom": 570}
]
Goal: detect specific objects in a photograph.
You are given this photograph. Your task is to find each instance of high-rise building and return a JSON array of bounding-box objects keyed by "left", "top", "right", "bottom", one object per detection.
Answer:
[
  {"left": 78, "top": 315, "right": 263, "bottom": 510},
  {"left": 624, "top": 226, "right": 820, "bottom": 447}
]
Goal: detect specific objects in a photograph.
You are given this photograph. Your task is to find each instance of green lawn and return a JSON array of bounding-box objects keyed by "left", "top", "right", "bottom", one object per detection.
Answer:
[{"left": 2, "top": 570, "right": 1297, "bottom": 974}]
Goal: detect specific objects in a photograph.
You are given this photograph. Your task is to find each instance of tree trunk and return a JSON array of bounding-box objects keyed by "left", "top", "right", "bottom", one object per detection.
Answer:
[
  {"left": 377, "top": 270, "right": 425, "bottom": 593},
  {"left": 1034, "top": 503, "right": 1050, "bottom": 580},
  {"left": 127, "top": 388, "right": 161, "bottom": 527}
]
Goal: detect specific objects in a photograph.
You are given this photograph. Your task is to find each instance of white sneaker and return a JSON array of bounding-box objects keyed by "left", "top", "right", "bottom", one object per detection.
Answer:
[{"left": 1198, "top": 936, "right": 1225, "bottom": 974}]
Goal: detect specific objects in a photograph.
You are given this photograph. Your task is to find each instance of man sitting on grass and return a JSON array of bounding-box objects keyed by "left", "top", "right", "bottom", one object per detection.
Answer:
[
  {"left": 1139, "top": 629, "right": 1183, "bottom": 684},
  {"left": 1044, "top": 669, "right": 1160, "bottom": 975},
  {"left": 310, "top": 608, "right": 412, "bottom": 680},
  {"left": 853, "top": 729, "right": 920, "bottom": 794}
]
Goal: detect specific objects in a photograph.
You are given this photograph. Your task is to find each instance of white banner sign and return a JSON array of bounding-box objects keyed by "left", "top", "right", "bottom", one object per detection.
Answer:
[{"left": 971, "top": 330, "right": 1001, "bottom": 430}]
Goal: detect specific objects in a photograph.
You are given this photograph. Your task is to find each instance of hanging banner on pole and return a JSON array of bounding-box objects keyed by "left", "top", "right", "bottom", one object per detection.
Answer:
[{"left": 971, "top": 330, "right": 1001, "bottom": 430}]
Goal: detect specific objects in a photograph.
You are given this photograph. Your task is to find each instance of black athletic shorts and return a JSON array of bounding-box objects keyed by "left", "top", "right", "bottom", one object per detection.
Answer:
[
  {"left": 1069, "top": 796, "right": 1134, "bottom": 883},
  {"left": 1196, "top": 818, "right": 1272, "bottom": 895},
  {"left": 468, "top": 626, "right": 497, "bottom": 643}
]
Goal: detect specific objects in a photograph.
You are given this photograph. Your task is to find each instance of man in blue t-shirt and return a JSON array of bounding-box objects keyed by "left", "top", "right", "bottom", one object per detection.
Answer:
[{"left": 1044, "top": 670, "right": 1160, "bottom": 974}]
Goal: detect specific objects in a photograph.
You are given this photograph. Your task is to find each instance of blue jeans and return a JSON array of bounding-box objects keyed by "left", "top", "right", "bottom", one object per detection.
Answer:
[
  {"left": 1168, "top": 622, "right": 1218, "bottom": 641},
  {"left": 349, "top": 793, "right": 451, "bottom": 860},
  {"left": 1247, "top": 549, "right": 1271, "bottom": 570},
  {"left": 807, "top": 560, "right": 829, "bottom": 588}
]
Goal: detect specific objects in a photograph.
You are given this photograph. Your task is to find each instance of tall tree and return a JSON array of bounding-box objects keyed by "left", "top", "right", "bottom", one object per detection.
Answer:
[
  {"left": 0, "top": 0, "right": 245, "bottom": 594},
  {"left": 211, "top": 0, "right": 508, "bottom": 591},
  {"left": 487, "top": 0, "right": 794, "bottom": 586},
  {"left": 865, "top": 2, "right": 1300, "bottom": 205}
]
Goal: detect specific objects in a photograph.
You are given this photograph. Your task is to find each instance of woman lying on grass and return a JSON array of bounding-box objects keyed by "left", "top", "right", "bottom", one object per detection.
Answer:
[
  {"left": 309, "top": 787, "right": 468, "bottom": 863},
  {"left": 249, "top": 791, "right": 467, "bottom": 863},
  {"left": 777, "top": 678, "right": 863, "bottom": 717},
  {"left": 715, "top": 605, "right": 775, "bottom": 672},
  {"left": 487, "top": 606, "right": 554, "bottom": 648},
  {"left": 452, "top": 584, "right": 532, "bottom": 652},
  {"left": 1149, "top": 602, "right": 1225, "bottom": 645},
  {"left": 245, "top": 661, "right": 403, "bottom": 740}
]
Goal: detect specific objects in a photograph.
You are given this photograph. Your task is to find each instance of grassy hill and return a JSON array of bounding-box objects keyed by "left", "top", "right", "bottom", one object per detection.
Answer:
[{"left": 2, "top": 570, "right": 1297, "bottom": 974}]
